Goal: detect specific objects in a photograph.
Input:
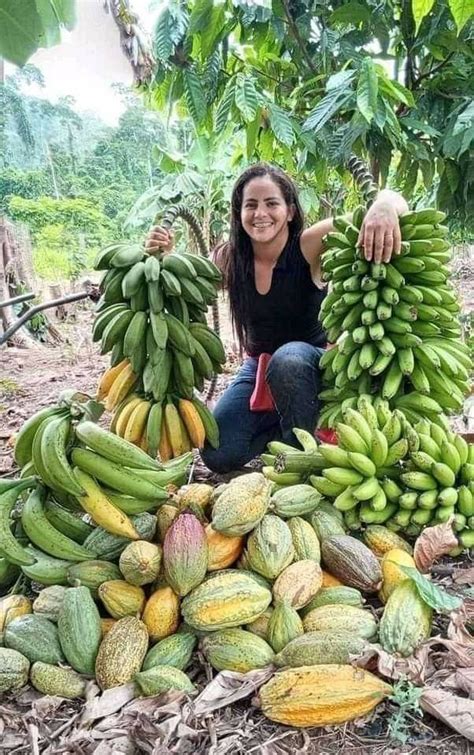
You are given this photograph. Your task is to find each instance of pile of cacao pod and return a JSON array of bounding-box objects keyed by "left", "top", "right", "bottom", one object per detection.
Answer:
[
  {"left": 262, "top": 404, "right": 473, "bottom": 550},
  {"left": 0, "top": 410, "right": 466, "bottom": 729},
  {"left": 93, "top": 238, "right": 225, "bottom": 459},
  {"left": 318, "top": 206, "right": 472, "bottom": 428}
]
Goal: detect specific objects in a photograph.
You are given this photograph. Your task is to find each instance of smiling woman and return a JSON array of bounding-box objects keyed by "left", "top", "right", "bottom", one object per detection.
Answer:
[{"left": 146, "top": 162, "right": 408, "bottom": 474}]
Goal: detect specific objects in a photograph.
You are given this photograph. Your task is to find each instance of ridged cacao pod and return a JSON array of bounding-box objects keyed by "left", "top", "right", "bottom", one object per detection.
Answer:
[
  {"left": 301, "top": 586, "right": 363, "bottom": 616},
  {"left": 201, "top": 628, "right": 274, "bottom": 672},
  {"left": 163, "top": 513, "right": 208, "bottom": 596},
  {"left": 246, "top": 515, "right": 294, "bottom": 580},
  {"left": 362, "top": 525, "right": 413, "bottom": 558},
  {"left": 272, "top": 560, "right": 322, "bottom": 609},
  {"left": 32, "top": 586, "right": 66, "bottom": 623},
  {"left": 287, "top": 517, "right": 320, "bottom": 562},
  {"left": 0, "top": 595, "right": 32, "bottom": 633},
  {"left": 321, "top": 535, "right": 382, "bottom": 592},
  {"left": 135, "top": 665, "right": 195, "bottom": 696},
  {"left": 181, "top": 570, "right": 272, "bottom": 631},
  {"left": 379, "top": 580, "right": 432, "bottom": 656},
  {"left": 270, "top": 485, "right": 321, "bottom": 518},
  {"left": 119, "top": 541, "right": 162, "bottom": 586},
  {"left": 303, "top": 604, "right": 377, "bottom": 640},
  {"left": 0, "top": 648, "right": 30, "bottom": 692},
  {"left": 211, "top": 473, "right": 271, "bottom": 536},
  {"left": 98, "top": 580, "right": 146, "bottom": 619},
  {"left": 143, "top": 630, "right": 196, "bottom": 671},
  {"left": 274, "top": 631, "right": 366, "bottom": 668},
  {"left": 205, "top": 525, "right": 244, "bottom": 571},
  {"left": 246, "top": 608, "right": 273, "bottom": 639},
  {"left": 142, "top": 586, "right": 180, "bottom": 642},
  {"left": 267, "top": 601, "right": 304, "bottom": 653},
  {"left": 156, "top": 504, "right": 179, "bottom": 543},
  {"left": 95, "top": 616, "right": 149, "bottom": 689},
  {"left": 256, "top": 665, "right": 392, "bottom": 727},
  {"left": 379, "top": 548, "right": 416, "bottom": 604}
]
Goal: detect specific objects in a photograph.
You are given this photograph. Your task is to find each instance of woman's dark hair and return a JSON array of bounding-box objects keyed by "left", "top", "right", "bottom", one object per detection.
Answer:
[{"left": 218, "top": 162, "right": 304, "bottom": 351}]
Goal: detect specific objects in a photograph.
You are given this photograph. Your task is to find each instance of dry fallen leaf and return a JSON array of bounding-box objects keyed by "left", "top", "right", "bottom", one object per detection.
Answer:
[
  {"left": 191, "top": 667, "right": 274, "bottom": 716},
  {"left": 80, "top": 683, "right": 136, "bottom": 726},
  {"left": 453, "top": 567, "right": 474, "bottom": 585},
  {"left": 413, "top": 518, "right": 458, "bottom": 573},
  {"left": 421, "top": 688, "right": 474, "bottom": 742},
  {"left": 442, "top": 668, "right": 474, "bottom": 698},
  {"left": 448, "top": 607, "right": 474, "bottom": 646},
  {"left": 351, "top": 643, "right": 432, "bottom": 685}
]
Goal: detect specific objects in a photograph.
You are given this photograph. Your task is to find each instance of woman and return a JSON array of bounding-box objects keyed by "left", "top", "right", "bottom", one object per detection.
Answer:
[{"left": 146, "top": 163, "right": 408, "bottom": 473}]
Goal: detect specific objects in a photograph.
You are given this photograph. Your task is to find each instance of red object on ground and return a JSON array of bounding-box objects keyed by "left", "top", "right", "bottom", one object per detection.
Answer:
[
  {"left": 316, "top": 428, "right": 338, "bottom": 445},
  {"left": 250, "top": 353, "right": 275, "bottom": 412}
]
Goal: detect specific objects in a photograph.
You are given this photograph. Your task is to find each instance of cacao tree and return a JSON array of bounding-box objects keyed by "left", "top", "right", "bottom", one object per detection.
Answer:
[{"left": 138, "top": 0, "right": 474, "bottom": 234}]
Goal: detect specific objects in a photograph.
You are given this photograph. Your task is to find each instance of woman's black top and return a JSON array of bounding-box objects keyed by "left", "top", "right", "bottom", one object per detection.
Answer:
[{"left": 243, "top": 232, "right": 327, "bottom": 356}]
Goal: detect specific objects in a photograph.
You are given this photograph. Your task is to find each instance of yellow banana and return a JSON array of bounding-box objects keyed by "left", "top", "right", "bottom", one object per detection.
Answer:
[
  {"left": 178, "top": 399, "right": 206, "bottom": 449},
  {"left": 72, "top": 467, "right": 139, "bottom": 539},
  {"left": 164, "top": 402, "right": 188, "bottom": 458},
  {"left": 124, "top": 399, "right": 152, "bottom": 445},
  {"left": 114, "top": 395, "right": 143, "bottom": 437},
  {"left": 96, "top": 359, "right": 129, "bottom": 401},
  {"left": 158, "top": 416, "right": 173, "bottom": 462},
  {"left": 105, "top": 362, "right": 137, "bottom": 412}
]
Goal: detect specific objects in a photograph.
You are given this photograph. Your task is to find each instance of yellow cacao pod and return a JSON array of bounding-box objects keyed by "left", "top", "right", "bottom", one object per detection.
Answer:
[
  {"left": 256, "top": 665, "right": 392, "bottom": 726},
  {"left": 272, "top": 560, "right": 322, "bottom": 610},
  {"left": 119, "top": 540, "right": 162, "bottom": 586},
  {"left": 142, "top": 586, "right": 180, "bottom": 642},
  {"left": 98, "top": 580, "right": 146, "bottom": 619},
  {"left": 379, "top": 548, "right": 416, "bottom": 604},
  {"left": 205, "top": 524, "right": 244, "bottom": 571}
]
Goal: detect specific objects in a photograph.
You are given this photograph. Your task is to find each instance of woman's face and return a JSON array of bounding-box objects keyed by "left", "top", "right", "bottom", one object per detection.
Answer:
[{"left": 240, "top": 176, "right": 295, "bottom": 245}]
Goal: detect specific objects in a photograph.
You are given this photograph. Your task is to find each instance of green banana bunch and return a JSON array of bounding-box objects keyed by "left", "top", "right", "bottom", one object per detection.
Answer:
[
  {"left": 93, "top": 240, "right": 226, "bottom": 458},
  {"left": 319, "top": 206, "right": 471, "bottom": 428}
]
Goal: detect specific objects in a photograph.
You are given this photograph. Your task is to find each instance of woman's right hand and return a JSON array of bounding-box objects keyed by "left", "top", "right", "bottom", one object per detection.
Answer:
[{"left": 145, "top": 225, "right": 175, "bottom": 254}]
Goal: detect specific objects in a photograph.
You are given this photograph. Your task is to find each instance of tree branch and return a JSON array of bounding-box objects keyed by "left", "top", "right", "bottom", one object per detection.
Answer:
[
  {"left": 411, "top": 52, "right": 455, "bottom": 89},
  {"left": 280, "top": 0, "right": 319, "bottom": 76}
]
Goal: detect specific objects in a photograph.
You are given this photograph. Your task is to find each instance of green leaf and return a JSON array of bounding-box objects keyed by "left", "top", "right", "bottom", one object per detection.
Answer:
[
  {"left": 303, "top": 89, "right": 352, "bottom": 133},
  {"left": 183, "top": 67, "right": 207, "bottom": 126},
  {"left": 448, "top": 0, "right": 474, "bottom": 33},
  {"left": 246, "top": 107, "right": 262, "bottom": 160},
  {"left": 412, "top": 0, "right": 436, "bottom": 33},
  {"left": 200, "top": 3, "right": 226, "bottom": 58},
  {"left": 188, "top": 0, "right": 213, "bottom": 33},
  {"left": 268, "top": 103, "right": 295, "bottom": 147},
  {"left": 357, "top": 58, "right": 378, "bottom": 124},
  {"left": 399, "top": 566, "right": 463, "bottom": 613},
  {"left": 234, "top": 76, "right": 259, "bottom": 122},
  {"left": 0, "top": 0, "right": 75, "bottom": 66},
  {"left": 214, "top": 77, "right": 236, "bottom": 132},
  {"left": 378, "top": 78, "right": 415, "bottom": 108},
  {"left": 330, "top": 1, "right": 371, "bottom": 25}
]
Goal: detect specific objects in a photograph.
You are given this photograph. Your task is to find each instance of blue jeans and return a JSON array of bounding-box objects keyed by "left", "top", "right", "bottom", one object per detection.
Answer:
[{"left": 201, "top": 341, "right": 325, "bottom": 473}]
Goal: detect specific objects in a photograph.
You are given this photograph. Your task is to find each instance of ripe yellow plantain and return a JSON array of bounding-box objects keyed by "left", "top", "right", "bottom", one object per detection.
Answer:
[
  {"left": 72, "top": 467, "right": 139, "bottom": 539},
  {"left": 96, "top": 359, "right": 130, "bottom": 401},
  {"left": 178, "top": 399, "right": 206, "bottom": 448},
  {"left": 105, "top": 362, "right": 137, "bottom": 412},
  {"left": 159, "top": 416, "right": 173, "bottom": 462},
  {"left": 114, "top": 395, "right": 143, "bottom": 437},
  {"left": 124, "top": 400, "right": 152, "bottom": 445}
]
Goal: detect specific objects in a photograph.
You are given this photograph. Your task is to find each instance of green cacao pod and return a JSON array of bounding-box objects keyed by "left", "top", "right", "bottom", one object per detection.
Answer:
[
  {"left": 246, "top": 515, "right": 294, "bottom": 580},
  {"left": 379, "top": 580, "right": 432, "bottom": 656},
  {"left": 267, "top": 602, "right": 304, "bottom": 653},
  {"left": 57, "top": 586, "right": 102, "bottom": 674},
  {"left": 201, "top": 628, "right": 275, "bottom": 672},
  {"left": 4, "top": 615, "right": 64, "bottom": 665}
]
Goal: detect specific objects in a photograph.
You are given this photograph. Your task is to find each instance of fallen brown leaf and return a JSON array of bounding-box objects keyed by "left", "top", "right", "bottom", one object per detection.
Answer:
[
  {"left": 454, "top": 567, "right": 474, "bottom": 585},
  {"left": 443, "top": 668, "right": 474, "bottom": 698},
  {"left": 351, "top": 643, "right": 432, "bottom": 685},
  {"left": 421, "top": 688, "right": 474, "bottom": 741},
  {"left": 191, "top": 667, "right": 274, "bottom": 717},
  {"left": 448, "top": 607, "right": 474, "bottom": 646},
  {"left": 413, "top": 518, "right": 458, "bottom": 573},
  {"left": 80, "top": 683, "right": 136, "bottom": 726}
]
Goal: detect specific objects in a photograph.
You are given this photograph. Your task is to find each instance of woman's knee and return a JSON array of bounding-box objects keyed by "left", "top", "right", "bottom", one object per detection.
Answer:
[
  {"left": 266, "top": 341, "right": 318, "bottom": 382},
  {"left": 200, "top": 444, "right": 247, "bottom": 475}
]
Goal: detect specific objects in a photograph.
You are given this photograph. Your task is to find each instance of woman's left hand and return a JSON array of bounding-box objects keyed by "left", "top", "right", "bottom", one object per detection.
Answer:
[{"left": 357, "top": 201, "right": 402, "bottom": 264}]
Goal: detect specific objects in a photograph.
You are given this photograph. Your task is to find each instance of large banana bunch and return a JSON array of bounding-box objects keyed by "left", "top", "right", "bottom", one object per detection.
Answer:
[
  {"left": 262, "top": 398, "right": 473, "bottom": 548},
  {"left": 318, "top": 207, "right": 472, "bottom": 428},
  {"left": 4, "top": 409, "right": 193, "bottom": 568},
  {"left": 93, "top": 241, "right": 225, "bottom": 458}
]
